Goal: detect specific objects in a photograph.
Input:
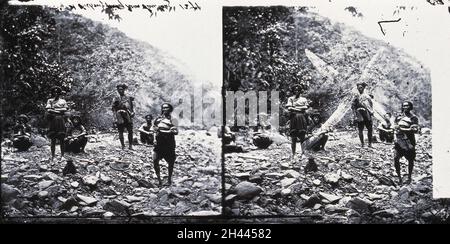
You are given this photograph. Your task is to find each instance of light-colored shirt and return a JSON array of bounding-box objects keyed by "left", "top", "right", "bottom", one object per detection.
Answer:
[
  {"left": 286, "top": 96, "right": 309, "bottom": 112},
  {"left": 46, "top": 98, "right": 68, "bottom": 114}
]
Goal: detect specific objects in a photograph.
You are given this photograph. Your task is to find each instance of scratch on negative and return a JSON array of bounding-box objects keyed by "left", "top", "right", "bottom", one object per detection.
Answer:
[{"left": 378, "top": 18, "right": 402, "bottom": 36}]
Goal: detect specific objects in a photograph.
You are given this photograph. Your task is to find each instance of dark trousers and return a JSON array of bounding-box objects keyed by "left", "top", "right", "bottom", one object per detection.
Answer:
[
  {"left": 379, "top": 130, "right": 394, "bottom": 143},
  {"left": 140, "top": 132, "right": 154, "bottom": 145},
  {"left": 13, "top": 136, "right": 32, "bottom": 151},
  {"left": 64, "top": 136, "right": 88, "bottom": 153}
]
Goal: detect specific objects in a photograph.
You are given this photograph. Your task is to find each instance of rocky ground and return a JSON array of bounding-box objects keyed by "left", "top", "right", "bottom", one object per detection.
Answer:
[
  {"left": 1, "top": 130, "right": 222, "bottom": 220},
  {"left": 224, "top": 129, "right": 450, "bottom": 223}
]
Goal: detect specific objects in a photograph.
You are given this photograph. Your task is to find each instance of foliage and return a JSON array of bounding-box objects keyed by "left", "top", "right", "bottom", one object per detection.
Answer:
[{"left": 0, "top": 5, "right": 72, "bottom": 129}]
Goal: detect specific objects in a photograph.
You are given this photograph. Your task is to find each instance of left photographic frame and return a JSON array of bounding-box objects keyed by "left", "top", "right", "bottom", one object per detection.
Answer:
[{"left": 0, "top": 0, "right": 223, "bottom": 221}]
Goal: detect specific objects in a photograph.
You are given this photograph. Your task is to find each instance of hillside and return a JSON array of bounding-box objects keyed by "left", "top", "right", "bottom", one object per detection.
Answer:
[
  {"left": 223, "top": 7, "right": 431, "bottom": 128},
  {"left": 1, "top": 5, "right": 212, "bottom": 130}
]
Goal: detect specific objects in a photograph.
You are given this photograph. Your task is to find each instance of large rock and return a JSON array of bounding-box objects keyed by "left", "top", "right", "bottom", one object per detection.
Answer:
[
  {"left": 302, "top": 194, "right": 321, "bottom": 208},
  {"left": 77, "top": 194, "right": 98, "bottom": 206},
  {"left": 43, "top": 172, "right": 60, "bottom": 181},
  {"left": 1, "top": 184, "right": 22, "bottom": 203},
  {"left": 319, "top": 192, "right": 342, "bottom": 204},
  {"left": 346, "top": 197, "right": 373, "bottom": 212},
  {"left": 31, "top": 135, "right": 48, "bottom": 147},
  {"left": 373, "top": 208, "right": 399, "bottom": 218},
  {"left": 234, "top": 181, "right": 263, "bottom": 200},
  {"left": 281, "top": 178, "right": 296, "bottom": 188},
  {"left": 104, "top": 200, "right": 131, "bottom": 215},
  {"left": 284, "top": 170, "right": 301, "bottom": 179},
  {"left": 252, "top": 134, "right": 273, "bottom": 149},
  {"left": 38, "top": 180, "right": 54, "bottom": 190}
]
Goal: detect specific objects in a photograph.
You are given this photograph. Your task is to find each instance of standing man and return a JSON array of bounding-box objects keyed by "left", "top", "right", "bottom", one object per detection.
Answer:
[
  {"left": 351, "top": 82, "right": 373, "bottom": 148},
  {"left": 46, "top": 86, "right": 68, "bottom": 160},
  {"left": 112, "top": 84, "right": 135, "bottom": 150},
  {"left": 286, "top": 84, "right": 310, "bottom": 157},
  {"left": 153, "top": 103, "right": 178, "bottom": 186},
  {"left": 393, "top": 101, "right": 419, "bottom": 185}
]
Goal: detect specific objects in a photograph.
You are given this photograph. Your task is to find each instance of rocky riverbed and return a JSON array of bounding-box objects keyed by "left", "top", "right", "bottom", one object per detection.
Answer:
[
  {"left": 224, "top": 130, "right": 450, "bottom": 223},
  {"left": 1, "top": 130, "right": 222, "bottom": 219}
]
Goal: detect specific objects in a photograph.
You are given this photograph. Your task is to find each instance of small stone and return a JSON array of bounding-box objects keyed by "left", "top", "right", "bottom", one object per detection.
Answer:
[
  {"left": 313, "top": 179, "right": 321, "bottom": 186},
  {"left": 193, "top": 182, "right": 205, "bottom": 188},
  {"left": 302, "top": 194, "right": 321, "bottom": 208},
  {"left": 367, "top": 193, "right": 383, "bottom": 200},
  {"left": 1, "top": 174, "right": 9, "bottom": 182},
  {"left": 71, "top": 182, "right": 79, "bottom": 188},
  {"left": 281, "top": 178, "right": 296, "bottom": 188},
  {"left": 76, "top": 194, "right": 98, "bottom": 206},
  {"left": 100, "top": 174, "right": 112, "bottom": 183},
  {"left": 20, "top": 165, "right": 30, "bottom": 171},
  {"left": 373, "top": 208, "right": 399, "bottom": 218},
  {"left": 313, "top": 204, "right": 322, "bottom": 210},
  {"left": 103, "top": 212, "right": 115, "bottom": 218},
  {"left": 281, "top": 188, "right": 291, "bottom": 196},
  {"left": 341, "top": 172, "right": 353, "bottom": 181},
  {"left": 131, "top": 181, "right": 139, "bottom": 187},
  {"left": 39, "top": 165, "right": 48, "bottom": 172},
  {"left": 198, "top": 166, "right": 217, "bottom": 175},
  {"left": 83, "top": 175, "right": 99, "bottom": 187},
  {"left": 265, "top": 172, "right": 284, "bottom": 179},
  {"left": 38, "top": 180, "right": 54, "bottom": 190},
  {"left": 319, "top": 192, "right": 342, "bottom": 204},
  {"left": 206, "top": 193, "right": 222, "bottom": 204},
  {"left": 284, "top": 170, "right": 300, "bottom": 178},
  {"left": 38, "top": 191, "right": 49, "bottom": 198},
  {"left": 280, "top": 163, "right": 291, "bottom": 169},
  {"left": 125, "top": 195, "right": 144, "bottom": 203},
  {"left": 235, "top": 172, "right": 251, "bottom": 180},
  {"left": 324, "top": 173, "right": 340, "bottom": 185},
  {"left": 44, "top": 172, "right": 60, "bottom": 181}
]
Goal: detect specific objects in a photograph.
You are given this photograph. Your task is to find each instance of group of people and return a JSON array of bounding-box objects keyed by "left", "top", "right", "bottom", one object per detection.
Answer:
[
  {"left": 111, "top": 84, "right": 178, "bottom": 186},
  {"left": 11, "top": 84, "right": 178, "bottom": 186},
  {"left": 9, "top": 81, "right": 422, "bottom": 186},
  {"left": 286, "top": 82, "right": 420, "bottom": 185}
]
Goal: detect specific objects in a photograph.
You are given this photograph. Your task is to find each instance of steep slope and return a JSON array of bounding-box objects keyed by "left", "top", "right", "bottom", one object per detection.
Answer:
[
  {"left": 1, "top": 6, "right": 210, "bottom": 130},
  {"left": 51, "top": 10, "right": 198, "bottom": 129}
]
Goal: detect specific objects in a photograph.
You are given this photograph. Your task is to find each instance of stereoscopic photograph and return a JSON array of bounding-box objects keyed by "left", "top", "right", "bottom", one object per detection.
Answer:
[{"left": 1, "top": 0, "right": 450, "bottom": 226}]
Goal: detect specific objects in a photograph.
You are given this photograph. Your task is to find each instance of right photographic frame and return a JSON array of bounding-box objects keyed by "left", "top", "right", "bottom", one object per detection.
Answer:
[{"left": 222, "top": 1, "right": 448, "bottom": 223}]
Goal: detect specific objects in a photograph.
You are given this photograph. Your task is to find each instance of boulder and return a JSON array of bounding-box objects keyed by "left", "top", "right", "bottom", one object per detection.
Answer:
[
  {"left": 2, "top": 184, "right": 22, "bottom": 203},
  {"left": 234, "top": 181, "right": 263, "bottom": 200}
]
